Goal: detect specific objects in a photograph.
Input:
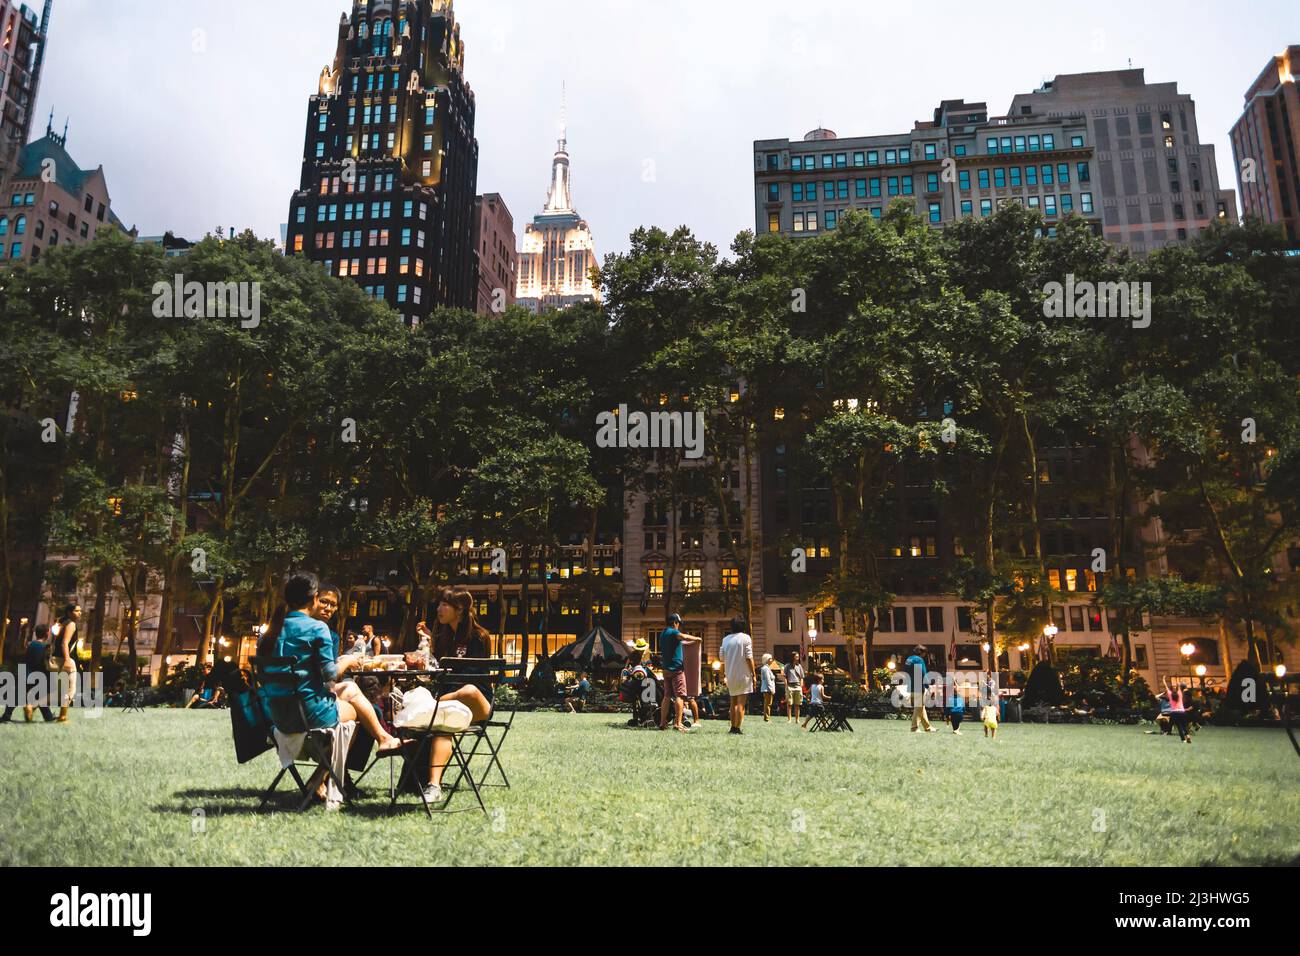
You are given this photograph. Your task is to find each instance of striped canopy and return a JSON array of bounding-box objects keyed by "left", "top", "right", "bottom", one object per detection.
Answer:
[{"left": 549, "top": 626, "right": 630, "bottom": 671}]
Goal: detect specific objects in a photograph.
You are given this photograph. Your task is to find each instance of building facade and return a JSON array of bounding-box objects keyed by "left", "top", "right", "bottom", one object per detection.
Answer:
[
  {"left": 0, "top": 0, "right": 49, "bottom": 190},
  {"left": 756, "top": 70, "right": 1238, "bottom": 257},
  {"left": 285, "top": 0, "right": 480, "bottom": 325},
  {"left": 0, "top": 123, "right": 127, "bottom": 267},
  {"left": 473, "top": 191, "right": 516, "bottom": 314},
  {"left": 1009, "top": 69, "right": 1237, "bottom": 253},
  {"left": 515, "top": 118, "right": 600, "bottom": 313},
  {"left": 756, "top": 99, "right": 1103, "bottom": 243},
  {"left": 1231, "top": 45, "right": 1300, "bottom": 244}
]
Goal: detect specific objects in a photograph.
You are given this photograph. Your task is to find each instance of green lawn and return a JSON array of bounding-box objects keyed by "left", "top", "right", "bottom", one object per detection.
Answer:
[{"left": 1, "top": 710, "right": 1296, "bottom": 866}]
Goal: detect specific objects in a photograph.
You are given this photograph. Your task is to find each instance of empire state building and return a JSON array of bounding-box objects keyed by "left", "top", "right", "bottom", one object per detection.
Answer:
[{"left": 515, "top": 111, "right": 600, "bottom": 313}]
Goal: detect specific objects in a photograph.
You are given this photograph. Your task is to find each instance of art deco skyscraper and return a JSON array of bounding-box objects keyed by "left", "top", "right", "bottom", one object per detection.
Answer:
[
  {"left": 286, "top": 0, "right": 479, "bottom": 324},
  {"left": 515, "top": 100, "right": 600, "bottom": 313}
]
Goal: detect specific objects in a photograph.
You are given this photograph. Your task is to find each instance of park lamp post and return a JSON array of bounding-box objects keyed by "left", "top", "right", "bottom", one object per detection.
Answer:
[
  {"left": 1180, "top": 642, "right": 1196, "bottom": 683},
  {"left": 1194, "top": 663, "right": 1207, "bottom": 695},
  {"left": 1042, "top": 623, "right": 1058, "bottom": 665}
]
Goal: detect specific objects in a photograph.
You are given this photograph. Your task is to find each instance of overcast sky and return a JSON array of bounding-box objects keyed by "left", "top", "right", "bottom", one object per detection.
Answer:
[{"left": 34, "top": 0, "right": 1298, "bottom": 259}]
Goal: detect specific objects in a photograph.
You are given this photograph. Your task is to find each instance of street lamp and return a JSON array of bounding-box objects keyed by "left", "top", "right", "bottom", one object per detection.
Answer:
[
  {"left": 1275, "top": 664, "right": 1288, "bottom": 680},
  {"left": 1180, "top": 642, "right": 1196, "bottom": 683},
  {"left": 1194, "top": 663, "right": 1207, "bottom": 695}
]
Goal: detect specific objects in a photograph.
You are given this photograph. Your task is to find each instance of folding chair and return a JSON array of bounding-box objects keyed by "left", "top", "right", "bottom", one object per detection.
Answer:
[
  {"left": 386, "top": 682, "right": 487, "bottom": 818},
  {"left": 439, "top": 658, "right": 520, "bottom": 790},
  {"left": 250, "top": 656, "right": 353, "bottom": 813}
]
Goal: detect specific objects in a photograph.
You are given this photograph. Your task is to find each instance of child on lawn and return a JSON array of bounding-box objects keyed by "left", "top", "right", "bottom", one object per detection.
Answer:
[{"left": 982, "top": 699, "right": 999, "bottom": 740}]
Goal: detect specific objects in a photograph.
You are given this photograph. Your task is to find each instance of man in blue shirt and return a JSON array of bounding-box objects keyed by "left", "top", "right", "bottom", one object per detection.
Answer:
[
  {"left": 658, "top": 613, "right": 701, "bottom": 732},
  {"left": 904, "top": 644, "right": 936, "bottom": 733}
]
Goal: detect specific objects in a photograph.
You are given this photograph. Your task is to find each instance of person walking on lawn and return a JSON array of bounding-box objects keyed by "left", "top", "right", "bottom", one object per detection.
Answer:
[
  {"left": 784, "top": 652, "right": 805, "bottom": 723},
  {"left": 904, "top": 645, "right": 936, "bottom": 733},
  {"left": 0, "top": 624, "right": 56, "bottom": 722},
  {"left": 658, "top": 613, "right": 701, "bottom": 732},
  {"left": 759, "top": 654, "right": 776, "bottom": 721},
  {"left": 719, "top": 618, "right": 756, "bottom": 735}
]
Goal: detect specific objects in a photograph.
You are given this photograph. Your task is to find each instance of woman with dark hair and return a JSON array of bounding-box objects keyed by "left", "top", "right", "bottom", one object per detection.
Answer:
[
  {"left": 261, "top": 571, "right": 402, "bottom": 754},
  {"left": 418, "top": 587, "right": 493, "bottom": 805},
  {"left": 51, "top": 603, "right": 81, "bottom": 723},
  {"left": 433, "top": 588, "right": 489, "bottom": 660}
]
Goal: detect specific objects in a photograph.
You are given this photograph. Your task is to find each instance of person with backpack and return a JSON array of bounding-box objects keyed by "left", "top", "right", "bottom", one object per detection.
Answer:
[{"left": 0, "top": 624, "right": 56, "bottom": 722}]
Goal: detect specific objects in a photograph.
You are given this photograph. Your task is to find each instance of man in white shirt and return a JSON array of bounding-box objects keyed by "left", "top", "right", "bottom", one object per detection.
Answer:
[{"left": 719, "top": 618, "right": 757, "bottom": 735}]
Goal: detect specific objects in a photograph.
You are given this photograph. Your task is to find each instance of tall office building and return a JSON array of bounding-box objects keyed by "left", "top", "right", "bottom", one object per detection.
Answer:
[
  {"left": 285, "top": 0, "right": 480, "bottom": 325},
  {"left": 515, "top": 111, "right": 600, "bottom": 313},
  {"left": 0, "top": 0, "right": 51, "bottom": 188},
  {"left": 1009, "top": 69, "right": 1237, "bottom": 253},
  {"left": 1231, "top": 45, "right": 1300, "bottom": 244},
  {"left": 473, "top": 191, "right": 517, "bottom": 314}
]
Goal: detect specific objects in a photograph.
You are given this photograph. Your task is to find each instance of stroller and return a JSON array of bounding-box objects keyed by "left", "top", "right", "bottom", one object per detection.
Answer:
[{"left": 620, "top": 665, "right": 663, "bottom": 728}]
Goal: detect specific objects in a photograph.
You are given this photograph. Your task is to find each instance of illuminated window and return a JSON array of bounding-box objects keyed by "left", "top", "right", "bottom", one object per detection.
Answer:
[
  {"left": 647, "top": 569, "right": 664, "bottom": 597},
  {"left": 721, "top": 568, "right": 739, "bottom": 591},
  {"left": 1065, "top": 569, "right": 1078, "bottom": 592},
  {"left": 683, "top": 568, "right": 701, "bottom": 594}
]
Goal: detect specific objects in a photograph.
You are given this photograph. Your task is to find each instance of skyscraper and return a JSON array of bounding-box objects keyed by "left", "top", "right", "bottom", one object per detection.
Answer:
[
  {"left": 285, "top": 0, "right": 480, "bottom": 325},
  {"left": 1231, "top": 45, "right": 1300, "bottom": 245},
  {"left": 0, "top": 0, "right": 51, "bottom": 189},
  {"left": 515, "top": 103, "right": 600, "bottom": 313}
]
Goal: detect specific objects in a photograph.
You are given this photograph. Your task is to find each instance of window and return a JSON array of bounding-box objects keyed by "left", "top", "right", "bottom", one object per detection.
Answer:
[
  {"left": 1009, "top": 167, "right": 1022, "bottom": 187},
  {"left": 893, "top": 607, "right": 908, "bottom": 632},
  {"left": 993, "top": 168, "right": 1006, "bottom": 188},
  {"left": 1014, "top": 136, "right": 1026, "bottom": 153},
  {"left": 958, "top": 170, "right": 970, "bottom": 190},
  {"left": 978, "top": 169, "right": 990, "bottom": 189},
  {"left": 767, "top": 183, "right": 780, "bottom": 202},
  {"left": 647, "top": 569, "right": 664, "bottom": 596},
  {"left": 987, "top": 138, "right": 999, "bottom": 155},
  {"left": 960, "top": 200, "right": 973, "bottom": 217},
  {"left": 683, "top": 568, "right": 701, "bottom": 594},
  {"left": 1060, "top": 194, "right": 1073, "bottom": 213},
  {"left": 926, "top": 172, "right": 939, "bottom": 192},
  {"left": 1069, "top": 606, "right": 1085, "bottom": 631},
  {"left": 980, "top": 199, "right": 992, "bottom": 217},
  {"left": 928, "top": 607, "right": 943, "bottom": 632},
  {"left": 14, "top": 215, "right": 25, "bottom": 235},
  {"left": 954, "top": 144, "right": 966, "bottom": 157},
  {"left": 888, "top": 177, "right": 900, "bottom": 196},
  {"left": 867, "top": 151, "right": 878, "bottom": 165},
  {"left": 768, "top": 212, "right": 780, "bottom": 233},
  {"left": 853, "top": 152, "right": 865, "bottom": 167},
  {"left": 913, "top": 607, "right": 929, "bottom": 632},
  {"left": 1044, "top": 195, "right": 1057, "bottom": 216},
  {"left": 870, "top": 178, "right": 881, "bottom": 197},
  {"left": 1026, "top": 165, "right": 1038, "bottom": 186},
  {"left": 824, "top": 211, "right": 836, "bottom": 231},
  {"left": 928, "top": 202, "right": 941, "bottom": 224},
  {"left": 885, "top": 149, "right": 897, "bottom": 164},
  {"left": 957, "top": 606, "right": 972, "bottom": 632},
  {"left": 721, "top": 568, "right": 739, "bottom": 591},
  {"left": 1081, "top": 192, "right": 1094, "bottom": 214},
  {"left": 1028, "top": 135, "right": 1040, "bottom": 152},
  {"left": 1042, "top": 134, "right": 1054, "bottom": 150},
  {"left": 855, "top": 179, "right": 867, "bottom": 198},
  {"left": 779, "top": 608, "right": 794, "bottom": 633},
  {"left": 1071, "top": 135, "right": 1084, "bottom": 148},
  {"left": 924, "top": 143, "right": 937, "bottom": 160},
  {"left": 1057, "top": 163, "right": 1070, "bottom": 184}
]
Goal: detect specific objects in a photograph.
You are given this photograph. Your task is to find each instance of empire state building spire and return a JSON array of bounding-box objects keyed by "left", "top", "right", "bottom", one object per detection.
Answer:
[{"left": 544, "top": 85, "right": 572, "bottom": 213}]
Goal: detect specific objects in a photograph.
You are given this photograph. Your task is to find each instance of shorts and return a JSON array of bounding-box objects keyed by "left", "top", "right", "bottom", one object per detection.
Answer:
[
  {"left": 664, "top": 670, "right": 688, "bottom": 698},
  {"left": 727, "top": 678, "right": 754, "bottom": 698},
  {"left": 786, "top": 686, "right": 803, "bottom": 705}
]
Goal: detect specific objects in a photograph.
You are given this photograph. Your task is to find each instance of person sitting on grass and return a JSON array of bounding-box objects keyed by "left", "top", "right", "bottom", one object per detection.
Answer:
[
  {"left": 948, "top": 682, "right": 967, "bottom": 735},
  {"left": 801, "top": 672, "right": 830, "bottom": 730},
  {"left": 564, "top": 672, "right": 591, "bottom": 713}
]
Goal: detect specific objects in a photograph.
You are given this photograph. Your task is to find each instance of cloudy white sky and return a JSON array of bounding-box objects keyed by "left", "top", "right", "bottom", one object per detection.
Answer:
[{"left": 33, "top": 0, "right": 1299, "bottom": 258}]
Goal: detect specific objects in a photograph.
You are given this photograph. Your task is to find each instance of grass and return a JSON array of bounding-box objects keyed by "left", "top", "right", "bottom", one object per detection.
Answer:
[{"left": 1, "top": 709, "right": 1297, "bottom": 866}]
